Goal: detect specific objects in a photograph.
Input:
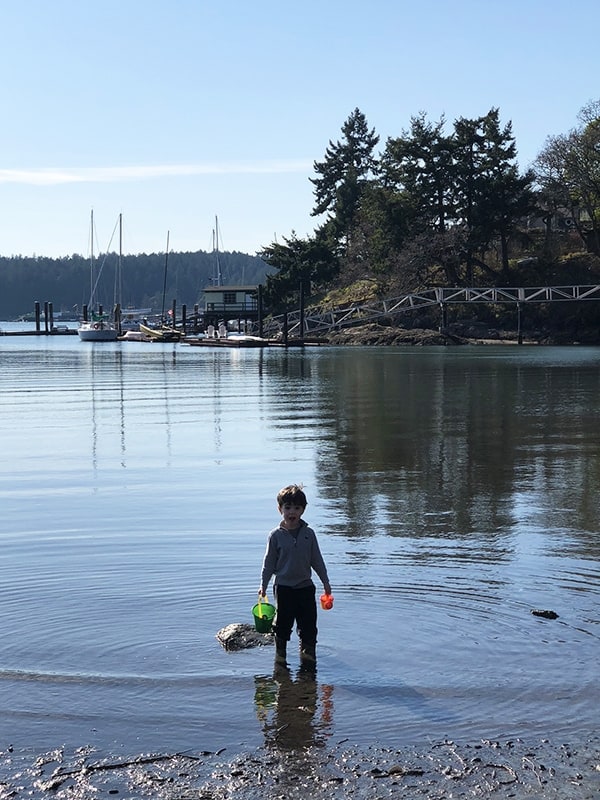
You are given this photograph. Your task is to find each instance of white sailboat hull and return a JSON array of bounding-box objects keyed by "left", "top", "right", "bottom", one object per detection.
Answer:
[{"left": 78, "top": 322, "right": 118, "bottom": 341}]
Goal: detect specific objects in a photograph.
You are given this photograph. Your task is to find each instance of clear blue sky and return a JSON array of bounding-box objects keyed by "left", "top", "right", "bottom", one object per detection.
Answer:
[{"left": 1, "top": 0, "right": 598, "bottom": 258}]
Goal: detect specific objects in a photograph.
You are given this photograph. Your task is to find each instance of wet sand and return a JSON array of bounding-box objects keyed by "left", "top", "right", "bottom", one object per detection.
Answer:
[{"left": 2, "top": 735, "right": 598, "bottom": 799}]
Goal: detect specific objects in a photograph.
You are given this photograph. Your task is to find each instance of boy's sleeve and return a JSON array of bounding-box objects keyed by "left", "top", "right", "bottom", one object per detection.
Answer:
[
  {"left": 310, "top": 534, "right": 330, "bottom": 586},
  {"left": 260, "top": 533, "right": 277, "bottom": 590}
]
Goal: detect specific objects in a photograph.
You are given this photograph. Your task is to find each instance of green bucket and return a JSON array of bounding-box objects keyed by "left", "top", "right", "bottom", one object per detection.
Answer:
[{"left": 252, "top": 601, "right": 276, "bottom": 633}]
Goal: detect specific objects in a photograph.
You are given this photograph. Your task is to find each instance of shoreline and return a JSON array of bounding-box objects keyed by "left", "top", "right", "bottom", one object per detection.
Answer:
[
  {"left": 325, "top": 322, "right": 597, "bottom": 347},
  {"left": 2, "top": 734, "right": 598, "bottom": 798},
  {"left": 1, "top": 321, "right": 597, "bottom": 347}
]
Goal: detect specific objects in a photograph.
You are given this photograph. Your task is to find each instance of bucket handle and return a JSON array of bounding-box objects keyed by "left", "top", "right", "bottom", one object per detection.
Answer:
[{"left": 257, "top": 592, "right": 269, "bottom": 618}]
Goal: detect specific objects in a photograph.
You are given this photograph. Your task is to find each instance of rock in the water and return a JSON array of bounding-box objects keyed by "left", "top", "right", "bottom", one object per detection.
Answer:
[
  {"left": 216, "top": 622, "right": 274, "bottom": 650},
  {"left": 531, "top": 609, "right": 559, "bottom": 619}
]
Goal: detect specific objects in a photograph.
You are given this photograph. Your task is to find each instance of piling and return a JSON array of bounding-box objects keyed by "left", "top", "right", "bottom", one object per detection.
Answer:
[
  {"left": 439, "top": 302, "right": 447, "bottom": 333},
  {"left": 257, "top": 286, "right": 264, "bottom": 338},
  {"left": 282, "top": 312, "right": 288, "bottom": 346}
]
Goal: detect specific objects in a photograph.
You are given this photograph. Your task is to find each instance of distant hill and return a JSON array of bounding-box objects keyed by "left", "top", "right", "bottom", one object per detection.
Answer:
[{"left": 0, "top": 250, "right": 271, "bottom": 319}]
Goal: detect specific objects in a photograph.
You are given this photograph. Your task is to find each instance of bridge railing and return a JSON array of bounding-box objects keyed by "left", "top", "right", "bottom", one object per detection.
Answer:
[{"left": 261, "top": 285, "right": 600, "bottom": 337}]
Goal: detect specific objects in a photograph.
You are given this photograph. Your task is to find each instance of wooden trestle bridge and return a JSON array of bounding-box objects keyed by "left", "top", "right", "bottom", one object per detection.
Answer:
[{"left": 262, "top": 284, "right": 600, "bottom": 340}]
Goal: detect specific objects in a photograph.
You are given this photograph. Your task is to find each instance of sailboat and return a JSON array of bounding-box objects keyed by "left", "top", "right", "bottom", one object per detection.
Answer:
[
  {"left": 139, "top": 230, "right": 183, "bottom": 342},
  {"left": 78, "top": 210, "right": 119, "bottom": 342}
]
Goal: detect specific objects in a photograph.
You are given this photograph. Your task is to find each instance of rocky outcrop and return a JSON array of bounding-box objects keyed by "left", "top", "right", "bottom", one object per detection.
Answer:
[{"left": 326, "top": 324, "right": 451, "bottom": 346}]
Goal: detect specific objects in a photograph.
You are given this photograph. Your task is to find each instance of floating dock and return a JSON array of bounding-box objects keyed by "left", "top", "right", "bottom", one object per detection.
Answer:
[
  {"left": 0, "top": 328, "right": 78, "bottom": 336},
  {"left": 184, "top": 336, "right": 328, "bottom": 348}
]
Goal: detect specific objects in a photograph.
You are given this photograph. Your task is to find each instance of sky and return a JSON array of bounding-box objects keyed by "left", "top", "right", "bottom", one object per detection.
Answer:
[{"left": 1, "top": 0, "right": 599, "bottom": 259}]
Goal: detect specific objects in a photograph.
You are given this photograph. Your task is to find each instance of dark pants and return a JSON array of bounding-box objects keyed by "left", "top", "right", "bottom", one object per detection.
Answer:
[{"left": 273, "top": 584, "right": 317, "bottom": 645}]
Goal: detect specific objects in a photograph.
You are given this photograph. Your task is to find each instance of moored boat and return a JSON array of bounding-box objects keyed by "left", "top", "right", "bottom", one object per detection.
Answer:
[
  {"left": 186, "top": 332, "right": 268, "bottom": 347},
  {"left": 119, "top": 329, "right": 152, "bottom": 342},
  {"left": 78, "top": 317, "right": 119, "bottom": 341},
  {"left": 77, "top": 210, "right": 118, "bottom": 342},
  {"left": 139, "top": 322, "right": 183, "bottom": 342}
]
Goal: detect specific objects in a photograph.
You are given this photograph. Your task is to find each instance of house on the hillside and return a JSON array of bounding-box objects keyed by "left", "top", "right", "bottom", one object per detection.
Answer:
[{"left": 525, "top": 207, "right": 592, "bottom": 232}]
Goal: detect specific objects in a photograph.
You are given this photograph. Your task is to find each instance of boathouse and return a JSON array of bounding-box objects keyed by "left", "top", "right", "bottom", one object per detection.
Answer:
[{"left": 203, "top": 284, "right": 263, "bottom": 333}]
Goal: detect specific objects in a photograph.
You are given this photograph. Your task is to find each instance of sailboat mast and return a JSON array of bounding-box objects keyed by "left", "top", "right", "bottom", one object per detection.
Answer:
[
  {"left": 214, "top": 214, "right": 222, "bottom": 286},
  {"left": 88, "top": 209, "right": 94, "bottom": 308},
  {"left": 161, "top": 230, "right": 170, "bottom": 322},
  {"left": 114, "top": 212, "right": 123, "bottom": 310},
  {"left": 119, "top": 213, "right": 123, "bottom": 306}
]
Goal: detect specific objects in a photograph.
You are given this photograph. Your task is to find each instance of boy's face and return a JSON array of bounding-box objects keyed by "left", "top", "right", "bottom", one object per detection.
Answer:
[{"left": 279, "top": 502, "right": 305, "bottom": 529}]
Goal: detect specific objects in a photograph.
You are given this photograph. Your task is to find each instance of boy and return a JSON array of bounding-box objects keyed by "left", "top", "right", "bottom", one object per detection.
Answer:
[{"left": 259, "top": 484, "right": 331, "bottom": 666}]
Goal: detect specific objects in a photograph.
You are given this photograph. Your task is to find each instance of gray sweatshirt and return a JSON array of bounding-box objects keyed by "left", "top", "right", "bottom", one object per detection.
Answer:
[{"left": 260, "top": 520, "right": 330, "bottom": 590}]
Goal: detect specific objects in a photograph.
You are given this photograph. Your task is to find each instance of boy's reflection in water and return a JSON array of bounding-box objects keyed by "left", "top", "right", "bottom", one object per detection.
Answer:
[{"left": 254, "top": 664, "right": 334, "bottom": 749}]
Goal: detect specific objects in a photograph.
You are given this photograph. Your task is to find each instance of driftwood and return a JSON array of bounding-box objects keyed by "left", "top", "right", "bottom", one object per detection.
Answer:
[
  {"left": 36, "top": 750, "right": 221, "bottom": 792},
  {"left": 216, "top": 622, "right": 274, "bottom": 650}
]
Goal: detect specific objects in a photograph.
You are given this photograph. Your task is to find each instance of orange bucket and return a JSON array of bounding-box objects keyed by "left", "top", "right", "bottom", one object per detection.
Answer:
[{"left": 320, "top": 593, "right": 334, "bottom": 610}]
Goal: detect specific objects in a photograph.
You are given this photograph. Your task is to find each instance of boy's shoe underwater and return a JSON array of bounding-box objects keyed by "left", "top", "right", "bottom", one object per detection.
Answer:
[{"left": 299, "top": 643, "right": 316, "bottom": 663}]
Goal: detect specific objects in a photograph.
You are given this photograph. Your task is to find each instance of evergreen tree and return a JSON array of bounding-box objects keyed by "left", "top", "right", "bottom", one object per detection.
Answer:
[
  {"left": 259, "top": 232, "right": 338, "bottom": 314},
  {"left": 310, "top": 108, "right": 380, "bottom": 251},
  {"left": 382, "top": 112, "right": 455, "bottom": 235},
  {"left": 0, "top": 250, "right": 270, "bottom": 319},
  {"left": 453, "top": 109, "right": 536, "bottom": 282},
  {"left": 380, "top": 108, "right": 536, "bottom": 286}
]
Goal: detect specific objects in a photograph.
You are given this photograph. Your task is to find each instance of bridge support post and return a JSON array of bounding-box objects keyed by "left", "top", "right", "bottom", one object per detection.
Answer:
[
  {"left": 299, "top": 281, "right": 305, "bottom": 341},
  {"left": 439, "top": 303, "right": 447, "bottom": 333},
  {"left": 258, "top": 285, "right": 264, "bottom": 338},
  {"left": 517, "top": 302, "right": 523, "bottom": 345}
]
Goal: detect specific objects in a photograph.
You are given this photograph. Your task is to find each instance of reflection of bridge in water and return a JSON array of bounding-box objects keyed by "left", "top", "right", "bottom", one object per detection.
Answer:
[{"left": 264, "top": 284, "right": 600, "bottom": 339}]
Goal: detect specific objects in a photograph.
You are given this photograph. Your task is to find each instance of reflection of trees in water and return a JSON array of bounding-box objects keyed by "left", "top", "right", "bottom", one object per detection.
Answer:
[
  {"left": 303, "top": 351, "right": 600, "bottom": 546},
  {"left": 254, "top": 666, "right": 333, "bottom": 750}
]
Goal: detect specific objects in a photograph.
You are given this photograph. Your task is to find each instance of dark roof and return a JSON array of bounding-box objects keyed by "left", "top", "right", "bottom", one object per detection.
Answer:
[{"left": 203, "top": 285, "right": 259, "bottom": 292}]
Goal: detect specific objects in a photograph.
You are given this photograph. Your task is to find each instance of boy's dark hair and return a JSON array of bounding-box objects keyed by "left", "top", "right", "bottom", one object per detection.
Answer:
[{"left": 277, "top": 484, "right": 307, "bottom": 508}]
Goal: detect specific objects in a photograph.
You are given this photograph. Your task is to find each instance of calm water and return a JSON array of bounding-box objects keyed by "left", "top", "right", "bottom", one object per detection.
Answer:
[{"left": 1, "top": 326, "right": 599, "bottom": 757}]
